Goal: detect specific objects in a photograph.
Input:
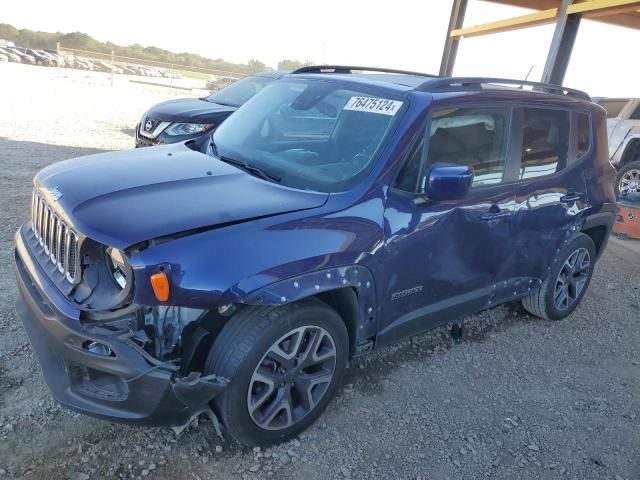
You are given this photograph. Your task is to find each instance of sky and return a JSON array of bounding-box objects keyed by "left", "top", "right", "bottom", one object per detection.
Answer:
[{"left": 2, "top": 0, "right": 640, "bottom": 96}]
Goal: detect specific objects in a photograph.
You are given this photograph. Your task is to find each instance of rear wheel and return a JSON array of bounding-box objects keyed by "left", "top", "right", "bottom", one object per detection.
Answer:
[
  {"left": 617, "top": 160, "right": 640, "bottom": 197},
  {"left": 522, "top": 233, "right": 596, "bottom": 321},
  {"left": 204, "top": 299, "right": 348, "bottom": 446}
]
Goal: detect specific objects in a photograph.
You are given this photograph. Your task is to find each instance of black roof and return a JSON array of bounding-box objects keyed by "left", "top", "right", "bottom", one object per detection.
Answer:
[{"left": 291, "top": 65, "right": 590, "bottom": 101}]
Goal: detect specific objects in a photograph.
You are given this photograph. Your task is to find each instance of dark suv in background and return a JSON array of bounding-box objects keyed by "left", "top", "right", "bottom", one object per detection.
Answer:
[
  {"left": 135, "top": 71, "right": 286, "bottom": 147},
  {"left": 16, "top": 67, "right": 616, "bottom": 446}
]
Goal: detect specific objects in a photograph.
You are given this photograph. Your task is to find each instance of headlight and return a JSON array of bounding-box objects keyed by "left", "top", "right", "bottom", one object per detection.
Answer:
[
  {"left": 106, "top": 247, "right": 131, "bottom": 290},
  {"left": 164, "top": 123, "right": 214, "bottom": 136}
]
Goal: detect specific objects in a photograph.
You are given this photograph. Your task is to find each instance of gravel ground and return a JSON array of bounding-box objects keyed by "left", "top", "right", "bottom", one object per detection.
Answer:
[{"left": 1, "top": 62, "right": 639, "bottom": 480}]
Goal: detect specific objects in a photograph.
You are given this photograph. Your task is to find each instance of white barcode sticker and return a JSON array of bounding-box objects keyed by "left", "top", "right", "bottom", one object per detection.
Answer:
[{"left": 344, "top": 96, "right": 403, "bottom": 116}]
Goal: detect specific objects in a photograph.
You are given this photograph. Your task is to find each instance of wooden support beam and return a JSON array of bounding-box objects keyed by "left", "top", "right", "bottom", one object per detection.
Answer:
[
  {"left": 567, "top": 0, "right": 640, "bottom": 15},
  {"left": 451, "top": 9, "right": 558, "bottom": 37},
  {"left": 451, "top": 0, "right": 640, "bottom": 38}
]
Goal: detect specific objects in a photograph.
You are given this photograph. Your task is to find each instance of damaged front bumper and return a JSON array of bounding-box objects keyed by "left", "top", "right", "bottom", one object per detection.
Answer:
[{"left": 14, "top": 227, "right": 227, "bottom": 427}]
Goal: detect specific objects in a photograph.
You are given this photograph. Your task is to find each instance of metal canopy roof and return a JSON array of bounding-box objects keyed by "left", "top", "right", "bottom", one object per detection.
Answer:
[
  {"left": 440, "top": 0, "right": 640, "bottom": 85},
  {"left": 453, "top": 0, "right": 640, "bottom": 37}
]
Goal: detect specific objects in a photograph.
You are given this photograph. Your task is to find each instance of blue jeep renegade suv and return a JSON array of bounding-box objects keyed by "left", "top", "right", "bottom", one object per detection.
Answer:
[{"left": 15, "top": 66, "right": 617, "bottom": 446}]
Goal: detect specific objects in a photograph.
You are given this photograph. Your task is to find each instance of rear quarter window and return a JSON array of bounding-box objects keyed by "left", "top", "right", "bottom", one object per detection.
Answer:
[{"left": 576, "top": 112, "right": 591, "bottom": 159}]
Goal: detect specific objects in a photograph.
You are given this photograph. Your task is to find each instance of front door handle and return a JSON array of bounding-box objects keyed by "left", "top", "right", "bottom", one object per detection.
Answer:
[{"left": 560, "top": 191, "right": 584, "bottom": 203}]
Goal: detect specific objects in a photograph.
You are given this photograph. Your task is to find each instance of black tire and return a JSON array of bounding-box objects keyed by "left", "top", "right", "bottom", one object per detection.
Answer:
[
  {"left": 522, "top": 233, "right": 596, "bottom": 321},
  {"left": 616, "top": 160, "right": 640, "bottom": 198},
  {"left": 204, "top": 299, "right": 348, "bottom": 446}
]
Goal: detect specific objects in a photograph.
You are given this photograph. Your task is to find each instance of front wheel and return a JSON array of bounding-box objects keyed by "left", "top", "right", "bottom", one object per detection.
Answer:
[
  {"left": 522, "top": 233, "right": 596, "bottom": 321},
  {"left": 617, "top": 160, "right": 640, "bottom": 197},
  {"left": 204, "top": 299, "right": 348, "bottom": 446}
]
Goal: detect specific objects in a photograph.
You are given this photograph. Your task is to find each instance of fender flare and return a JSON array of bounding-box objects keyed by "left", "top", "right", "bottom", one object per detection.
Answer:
[
  {"left": 582, "top": 210, "right": 615, "bottom": 259},
  {"left": 240, "top": 265, "right": 378, "bottom": 353},
  {"left": 582, "top": 211, "right": 615, "bottom": 232},
  {"left": 541, "top": 210, "right": 614, "bottom": 285}
]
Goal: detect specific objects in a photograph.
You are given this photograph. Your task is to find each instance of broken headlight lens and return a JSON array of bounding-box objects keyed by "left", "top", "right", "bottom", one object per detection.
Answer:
[{"left": 106, "top": 247, "right": 131, "bottom": 290}]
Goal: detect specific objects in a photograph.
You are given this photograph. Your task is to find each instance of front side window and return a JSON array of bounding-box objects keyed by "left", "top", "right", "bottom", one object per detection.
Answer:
[
  {"left": 210, "top": 80, "right": 403, "bottom": 192},
  {"left": 426, "top": 107, "right": 509, "bottom": 187},
  {"left": 520, "top": 108, "right": 570, "bottom": 179}
]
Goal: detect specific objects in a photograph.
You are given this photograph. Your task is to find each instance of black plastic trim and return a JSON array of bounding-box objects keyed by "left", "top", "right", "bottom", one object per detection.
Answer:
[
  {"left": 582, "top": 210, "right": 615, "bottom": 259},
  {"left": 14, "top": 231, "right": 227, "bottom": 427}
]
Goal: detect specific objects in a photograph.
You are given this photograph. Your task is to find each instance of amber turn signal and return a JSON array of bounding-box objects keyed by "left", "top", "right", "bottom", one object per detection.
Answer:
[{"left": 150, "top": 272, "right": 170, "bottom": 301}]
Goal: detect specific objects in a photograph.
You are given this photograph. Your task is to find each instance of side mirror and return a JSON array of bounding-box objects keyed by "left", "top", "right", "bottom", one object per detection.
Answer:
[{"left": 425, "top": 163, "right": 474, "bottom": 202}]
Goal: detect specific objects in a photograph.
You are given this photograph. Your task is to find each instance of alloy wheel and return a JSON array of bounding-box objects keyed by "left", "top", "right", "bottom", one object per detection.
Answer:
[
  {"left": 619, "top": 168, "right": 640, "bottom": 196},
  {"left": 247, "top": 325, "right": 337, "bottom": 430},
  {"left": 554, "top": 247, "right": 591, "bottom": 311}
]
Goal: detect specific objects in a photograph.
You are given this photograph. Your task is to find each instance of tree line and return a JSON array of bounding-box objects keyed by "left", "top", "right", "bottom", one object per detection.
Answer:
[{"left": 0, "top": 23, "right": 313, "bottom": 74}]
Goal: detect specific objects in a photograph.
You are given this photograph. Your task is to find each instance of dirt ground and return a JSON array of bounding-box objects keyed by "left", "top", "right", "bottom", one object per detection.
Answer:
[{"left": 1, "top": 62, "right": 639, "bottom": 480}]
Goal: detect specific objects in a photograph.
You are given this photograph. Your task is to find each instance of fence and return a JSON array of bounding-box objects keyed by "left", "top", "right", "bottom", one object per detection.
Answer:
[{"left": 56, "top": 43, "right": 246, "bottom": 92}]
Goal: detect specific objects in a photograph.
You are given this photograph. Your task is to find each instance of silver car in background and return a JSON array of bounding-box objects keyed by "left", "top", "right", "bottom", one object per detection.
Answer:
[{"left": 596, "top": 97, "right": 640, "bottom": 197}]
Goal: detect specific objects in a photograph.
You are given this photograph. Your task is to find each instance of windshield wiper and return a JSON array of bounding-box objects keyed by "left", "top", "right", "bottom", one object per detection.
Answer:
[
  {"left": 218, "top": 155, "right": 281, "bottom": 183},
  {"left": 208, "top": 137, "right": 280, "bottom": 182}
]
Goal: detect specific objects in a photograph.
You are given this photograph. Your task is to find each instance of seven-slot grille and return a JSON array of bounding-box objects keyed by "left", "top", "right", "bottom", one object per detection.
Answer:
[{"left": 31, "top": 190, "right": 78, "bottom": 283}]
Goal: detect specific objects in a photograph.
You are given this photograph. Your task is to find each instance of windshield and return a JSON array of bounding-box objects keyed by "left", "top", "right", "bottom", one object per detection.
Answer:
[
  {"left": 205, "top": 75, "right": 275, "bottom": 107},
  {"left": 209, "top": 79, "right": 404, "bottom": 193}
]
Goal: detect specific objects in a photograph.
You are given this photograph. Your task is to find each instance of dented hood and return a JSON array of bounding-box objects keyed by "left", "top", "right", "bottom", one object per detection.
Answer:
[{"left": 35, "top": 143, "right": 328, "bottom": 249}]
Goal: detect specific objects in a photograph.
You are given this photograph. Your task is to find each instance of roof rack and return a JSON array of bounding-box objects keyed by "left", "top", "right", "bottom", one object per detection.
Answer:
[
  {"left": 292, "top": 65, "right": 438, "bottom": 78},
  {"left": 417, "top": 77, "right": 590, "bottom": 101}
]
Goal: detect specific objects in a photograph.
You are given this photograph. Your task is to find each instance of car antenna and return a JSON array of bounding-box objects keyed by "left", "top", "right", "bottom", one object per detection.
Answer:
[{"left": 519, "top": 64, "right": 535, "bottom": 89}]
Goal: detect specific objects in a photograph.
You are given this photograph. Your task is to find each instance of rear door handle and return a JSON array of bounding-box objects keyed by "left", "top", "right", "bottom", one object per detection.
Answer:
[{"left": 560, "top": 192, "right": 584, "bottom": 203}]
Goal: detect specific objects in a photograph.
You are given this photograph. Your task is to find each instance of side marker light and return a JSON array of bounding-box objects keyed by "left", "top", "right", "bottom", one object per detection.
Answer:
[{"left": 150, "top": 272, "right": 170, "bottom": 301}]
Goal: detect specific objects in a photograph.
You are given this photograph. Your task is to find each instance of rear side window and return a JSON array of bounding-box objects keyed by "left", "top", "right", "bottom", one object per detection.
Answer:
[
  {"left": 426, "top": 107, "right": 509, "bottom": 187},
  {"left": 576, "top": 113, "right": 590, "bottom": 158},
  {"left": 519, "top": 108, "right": 570, "bottom": 179}
]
